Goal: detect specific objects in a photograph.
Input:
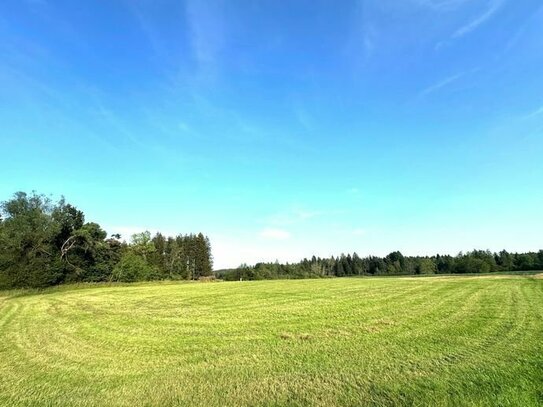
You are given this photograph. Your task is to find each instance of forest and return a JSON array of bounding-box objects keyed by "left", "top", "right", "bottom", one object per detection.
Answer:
[
  {"left": 1, "top": 191, "right": 542, "bottom": 289},
  {"left": 217, "top": 249, "right": 543, "bottom": 281},
  {"left": 0, "top": 191, "right": 213, "bottom": 289}
]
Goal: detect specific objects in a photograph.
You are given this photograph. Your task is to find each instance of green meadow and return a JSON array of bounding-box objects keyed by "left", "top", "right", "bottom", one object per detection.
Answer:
[{"left": 1, "top": 274, "right": 542, "bottom": 406}]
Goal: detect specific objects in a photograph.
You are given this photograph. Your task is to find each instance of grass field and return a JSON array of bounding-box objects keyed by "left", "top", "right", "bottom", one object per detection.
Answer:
[{"left": 1, "top": 274, "right": 542, "bottom": 406}]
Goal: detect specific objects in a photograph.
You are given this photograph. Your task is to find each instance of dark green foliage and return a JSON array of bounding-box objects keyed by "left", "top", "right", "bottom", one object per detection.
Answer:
[
  {"left": 2, "top": 190, "right": 541, "bottom": 287},
  {"left": 196, "top": 233, "right": 213, "bottom": 278},
  {"left": 417, "top": 258, "right": 437, "bottom": 274},
  {"left": 112, "top": 251, "right": 155, "bottom": 282},
  {"left": 0, "top": 192, "right": 62, "bottom": 287},
  {"left": 0, "top": 191, "right": 213, "bottom": 289},
  {"left": 217, "top": 248, "right": 543, "bottom": 281}
]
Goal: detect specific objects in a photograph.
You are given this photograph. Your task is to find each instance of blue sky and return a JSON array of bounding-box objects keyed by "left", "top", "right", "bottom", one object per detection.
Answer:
[{"left": 1, "top": 0, "right": 542, "bottom": 268}]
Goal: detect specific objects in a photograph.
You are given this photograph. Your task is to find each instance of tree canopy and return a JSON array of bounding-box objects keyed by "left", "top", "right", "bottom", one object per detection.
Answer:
[
  {"left": 217, "top": 249, "right": 543, "bottom": 281},
  {"left": 1, "top": 191, "right": 540, "bottom": 288},
  {"left": 0, "top": 191, "right": 213, "bottom": 289}
]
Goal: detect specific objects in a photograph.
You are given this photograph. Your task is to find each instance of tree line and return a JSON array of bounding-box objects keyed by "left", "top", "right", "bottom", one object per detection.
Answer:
[
  {"left": 0, "top": 191, "right": 213, "bottom": 289},
  {"left": 217, "top": 249, "right": 543, "bottom": 281},
  {"left": 2, "top": 191, "right": 541, "bottom": 289}
]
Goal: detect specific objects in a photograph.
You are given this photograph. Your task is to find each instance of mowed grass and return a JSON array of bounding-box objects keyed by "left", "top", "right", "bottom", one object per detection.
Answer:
[{"left": 1, "top": 275, "right": 542, "bottom": 406}]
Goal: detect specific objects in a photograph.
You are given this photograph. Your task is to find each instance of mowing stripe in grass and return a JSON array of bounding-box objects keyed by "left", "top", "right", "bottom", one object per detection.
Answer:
[{"left": 0, "top": 275, "right": 542, "bottom": 406}]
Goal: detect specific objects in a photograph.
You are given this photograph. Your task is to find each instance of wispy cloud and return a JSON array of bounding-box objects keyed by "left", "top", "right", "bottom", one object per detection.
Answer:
[
  {"left": 452, "top": 0, "right": 505, "bottom": 38},
  {"left": 23, "top": 0, "right": 48, "bottom": 12},
  {"left": 185, "top": 0, "right": 225, "bottom": 77},
  {"left": 420, "top": 72, "right": 465, "bottom": 97},
  {"left": 92, "top": 100, "right": 144, "bottom": 148},
  {"left": 259, "top": 228, "right": 291, "bottom": 240},
  {"left": 294, "top": 106, "right": 315, "bottom": 131},
  {"left": 413, "top": 0, "right": 471, "bottom": 10},
  {"left": 523, "top": 105, "right": 543, "bottom": 119},
  {"left": 185, "top": 92, "right": 267, "bottom": 144},
  {"left": 502, "top": 2, "right": 543, "bottom": 56},
  {"left": 344, "top": 2, "right": 378, "bottom": 70},
  {"left": 361, "top": 25, "right": 377, "bottom": 60},
  {"left": 178, "top": 122, "right": 191, "bottom": 132},
  {"left": 129, "top": 6, "right": 163, "bottom": 60}
]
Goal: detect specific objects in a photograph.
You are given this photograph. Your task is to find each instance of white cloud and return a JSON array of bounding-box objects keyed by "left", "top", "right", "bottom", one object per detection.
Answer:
[
  {"left": 210, "top": 233, "right": 310, "bottom": 269},
  {"left": 106, "top": 226, "right": 146, "bottom": 241},
  {"left": 105, "top": 226, "right": 177, "bottom": 242},
  {"left": 348, "top": 187, "right": 360, "bottom": 194},
  {"left": 295, "top": 209, "right": 322, "bottom": 221},
  {"left": 259, "top": 228, "right": 291, "bottom": 240},
  {"left": 352, "top": 228, "right": 366, "bottom": 236},
  {"left": 266, "top": 207, "right": 323, "bottom": 226}
]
